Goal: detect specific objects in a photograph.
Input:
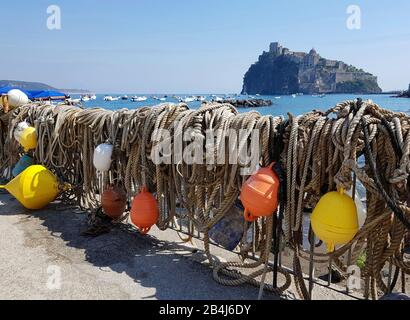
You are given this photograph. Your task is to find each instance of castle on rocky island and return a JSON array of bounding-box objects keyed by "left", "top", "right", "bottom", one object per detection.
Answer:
[{"left": 242, "top": 42, "right": 382, "bottom": 95}]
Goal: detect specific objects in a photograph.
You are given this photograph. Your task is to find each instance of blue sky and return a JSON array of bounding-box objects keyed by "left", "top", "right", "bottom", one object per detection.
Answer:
[{"left": 1, "top": 0, "right": 409, "bottom": 93}]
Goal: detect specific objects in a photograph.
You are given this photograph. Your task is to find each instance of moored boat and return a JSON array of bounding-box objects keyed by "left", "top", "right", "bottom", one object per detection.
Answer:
[{"left": 131, "top": 96, "right": 148, "bottom": 102}]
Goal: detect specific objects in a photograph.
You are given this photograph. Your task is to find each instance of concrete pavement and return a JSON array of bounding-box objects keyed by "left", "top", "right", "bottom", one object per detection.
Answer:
[{"left": 0, "top": 193, "right": 353, "bottom": 300}]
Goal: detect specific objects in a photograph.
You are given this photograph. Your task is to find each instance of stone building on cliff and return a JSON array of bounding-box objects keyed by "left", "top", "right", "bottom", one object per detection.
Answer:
[{"left": 242, "top": 42, "right": 382, "bottom": 95}]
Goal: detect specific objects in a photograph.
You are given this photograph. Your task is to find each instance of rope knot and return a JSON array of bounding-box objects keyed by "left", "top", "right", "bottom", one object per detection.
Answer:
[
  {"left": 334, "top": 159, "right": 356, "bottom": 191},
  {"left": 389, "top": 168, "right": 408, "bottom": 188}
]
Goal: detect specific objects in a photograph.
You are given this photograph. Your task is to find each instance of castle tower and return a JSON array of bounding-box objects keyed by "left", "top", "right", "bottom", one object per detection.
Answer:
[
  {"left": 305, "top": 48, "right": 320, "bottom": 66},
  {"left": 269, "top": 42, "right": 283, "bottom": 56}
]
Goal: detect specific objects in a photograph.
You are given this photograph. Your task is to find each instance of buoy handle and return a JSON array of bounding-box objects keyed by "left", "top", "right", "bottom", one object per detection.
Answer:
[
  {"left": 0, "top": 185, "right": 6, "bottom": 189},
  {"left": 139, "top": 227, "right": 151, "bottom": 235},
  {"left": 326, "top": 243, "right": 335, "bottom": 253},
  {"left": 244, "top": 208, "right": 257, "bottom": 222}
]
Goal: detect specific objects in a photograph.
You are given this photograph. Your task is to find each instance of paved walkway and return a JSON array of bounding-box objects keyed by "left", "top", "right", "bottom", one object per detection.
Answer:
[{"left": 0, "top": 194, "right": 352, "bottom": 300}]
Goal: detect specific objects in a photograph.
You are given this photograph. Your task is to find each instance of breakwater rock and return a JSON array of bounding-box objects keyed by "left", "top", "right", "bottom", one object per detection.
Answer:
[
  {"left": 210, "top": 98, "right": 273, "bottom": 108},
  {"left": 397, "top": 91, "right": 410, "bottom": 98}
]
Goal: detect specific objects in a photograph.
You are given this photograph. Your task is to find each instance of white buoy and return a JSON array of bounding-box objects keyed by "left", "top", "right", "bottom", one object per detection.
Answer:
[
  {"left": 93, "top": 143, "right": 114, "bottom": 172},
  {"left": 7, "top": 89, "right": 29, "bottom": 108},
  {"left": 14, "top": 121, "right": 30, "bottom": 142},
  {"left": 13, "top": 121, "right": 30, "bottom": 143}
]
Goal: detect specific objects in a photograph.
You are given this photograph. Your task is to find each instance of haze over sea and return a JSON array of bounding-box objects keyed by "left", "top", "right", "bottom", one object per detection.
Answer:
[{"left": 75, "top": 94, "right": 410, "bottom": 117}]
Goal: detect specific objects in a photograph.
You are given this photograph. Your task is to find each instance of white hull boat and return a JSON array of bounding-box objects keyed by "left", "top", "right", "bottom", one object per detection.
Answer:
[{"left": 131, "top": 96, "right": 148, "bottom": 102}]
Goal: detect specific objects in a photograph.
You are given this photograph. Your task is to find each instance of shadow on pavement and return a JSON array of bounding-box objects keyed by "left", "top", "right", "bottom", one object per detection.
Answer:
[{"left": 0, "top": 194, "right": 281, "bottom": 300}]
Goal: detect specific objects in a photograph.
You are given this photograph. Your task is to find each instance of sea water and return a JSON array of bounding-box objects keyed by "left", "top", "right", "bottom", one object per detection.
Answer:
[{"left": 76, "top": 93, "right": 410, "bottom": 116}]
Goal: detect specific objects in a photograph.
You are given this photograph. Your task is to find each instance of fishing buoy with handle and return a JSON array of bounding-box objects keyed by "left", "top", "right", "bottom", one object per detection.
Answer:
[
  {"left": 311, "top": 188, "right": 359, "bottom": 252},
  {"left": 240, "top": 163, "right": 280, "bottom": 222},
  {"left": 93, "top": 143, "right": 114, "bottom": 172},
  {"left": 19, "top": 127, "right": 38, "bottom": 152},
  {"left": 7, "top": 89, "right": 29, "bottom": 108},
  {"left": 14, "top": 121, "right": 30, "bottom": 142},
  {"left": 14, "top": 122, "right": 37, "bottom": 152},
  {"left": 131, "top": 186, "right": 159, "bottom": 234},
  {"left": 0, "top": 165, "right": 70, "bottom": 210},
  {"left": 101, "top": 185, "right": 127, "bottom": 219}
]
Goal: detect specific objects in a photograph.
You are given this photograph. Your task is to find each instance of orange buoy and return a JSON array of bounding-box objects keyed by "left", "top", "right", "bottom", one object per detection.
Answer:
[
  {"left": 131, "top": 186, "right": 159, "bottom": 234},
  {"left": 101, "top": 185, "right": 127, "bottom": 219},
  {"left": 240, "top": 163, "right": 280, "bottom": 222}
]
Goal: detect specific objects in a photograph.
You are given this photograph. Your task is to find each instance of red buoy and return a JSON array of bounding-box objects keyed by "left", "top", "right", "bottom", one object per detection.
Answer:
[
  {"left": 240, "top": 163, "right": 280, "bottom": 222},
  {"left": 101, "top": 185, "right": 127, "bottom": 219},
  {"left": 131, "top": 186, "right": 159, "bottom": 234}
]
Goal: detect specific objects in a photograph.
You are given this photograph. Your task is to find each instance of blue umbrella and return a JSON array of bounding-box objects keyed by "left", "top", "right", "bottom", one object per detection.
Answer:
[
  {"left": 0, "top": 86, "right": 34, "bottom": 99},
  {"left": 31, "top": 90, "right": 69, "bottom": 101}
]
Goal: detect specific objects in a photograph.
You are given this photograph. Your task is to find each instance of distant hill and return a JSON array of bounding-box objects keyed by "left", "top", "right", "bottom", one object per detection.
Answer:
[
  {"left": 0, "top": 80, "right": 90, "bottom": 94},
  {"left": 242, "top": 42, "right": 382, "bottom": 95}
]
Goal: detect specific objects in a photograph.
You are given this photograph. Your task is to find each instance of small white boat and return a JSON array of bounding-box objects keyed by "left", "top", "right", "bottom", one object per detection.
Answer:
[
  {"left": 131, "top": 96, "right": 148, "bottom": 102},
  {"left": 67, "top": 98, "right": 81, "bottom": 104},
  {"left": 275, "top": 97, "right": 281, "bottom": 100},
  {"left": 81, "top": 96, "right": 90, "bottom": 102},
  {"left": 121, "top": 95, "right": 129, "bottom": 100},
  {"left": 292, "top": 94, "right": 297, "bottom": 98},
  {"left": 159, "top": 97, "right": 167, "bottom": 101},
  {"left": 196, "top": 96, "right": 206, "bottom": 102},
  {"left": 183, "top": 97, "right": 195, "bottom": 103},
  {"left": 90, "top": 95, "right": 97, "bottom": 100},
  {"left": 214, "top": 96, "right": 224, "bottom": 102},
  {"left": 104, "top": 96, "right": 114, "bottom": 101}
]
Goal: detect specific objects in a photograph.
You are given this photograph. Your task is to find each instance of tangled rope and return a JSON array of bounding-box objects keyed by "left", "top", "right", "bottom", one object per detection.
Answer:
[{"left": 0, "top": 99, "right": 408, "bottom": 300}]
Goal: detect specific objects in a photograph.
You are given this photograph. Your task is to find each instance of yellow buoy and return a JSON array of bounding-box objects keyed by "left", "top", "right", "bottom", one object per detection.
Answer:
[
  {"left": 311, "top": 188, "right": 359, "bottom": 252},
  {"left": 19, "top": 127, "right": 38, "bottom": 152},
  {"left": 0, "top": 165, "right": 63, "bottom": 210}
]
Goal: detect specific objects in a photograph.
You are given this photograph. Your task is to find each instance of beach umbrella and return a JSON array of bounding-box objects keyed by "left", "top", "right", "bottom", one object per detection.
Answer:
[
  {"left": 0, "top": 86, "right": 34, "bottom": 99},
  {"left": 31, "top": 90, "right": 69, "bottom": 101}
]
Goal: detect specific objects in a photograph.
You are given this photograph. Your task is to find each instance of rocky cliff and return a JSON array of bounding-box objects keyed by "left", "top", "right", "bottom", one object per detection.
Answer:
[{"left": 242, "top": 43, "right": 382, "bottom": 95}]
